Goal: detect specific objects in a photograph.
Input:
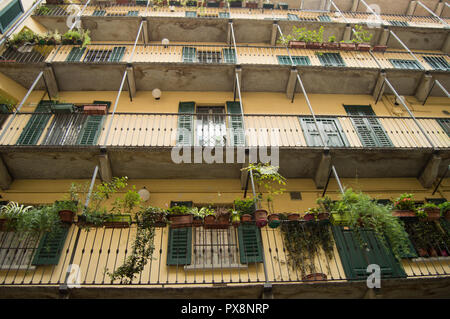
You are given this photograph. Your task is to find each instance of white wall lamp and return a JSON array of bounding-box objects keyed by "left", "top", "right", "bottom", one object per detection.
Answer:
[
  {"left": 162, "top": 38, "right": 169, "bottom": 49},
  {"left": 138, "top": 187, "right": 150, "bottom": 202},
  {"left": 152, "top": 88, "right": 162, "bottom": 100}
]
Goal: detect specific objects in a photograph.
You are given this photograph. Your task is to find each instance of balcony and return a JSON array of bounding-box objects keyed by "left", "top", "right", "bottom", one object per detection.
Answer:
[
  {"left": 0, "top": 111, "right": 448, "bottom": 180},
  {"left": 0, "top": 218, "right": 449, "bottom": 298},
  {"left": 30, "top": 3, "right": 450, "bottom": 49}
]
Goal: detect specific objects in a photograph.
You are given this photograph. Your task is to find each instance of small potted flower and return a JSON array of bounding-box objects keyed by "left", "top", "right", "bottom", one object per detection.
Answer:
[
  {"left": 191, "top": 207, "right": 206, "bottom": 227},
  {"left": 323, "top": 35, "right": 339, "bottom": 50},
  {"left": 245, "top": 0, "right": 258, "bottom": 8},
  {"left": 352, "top": 24, "right": 372, "bottom": 51},
  {"left": 140, "top": 206, "right": 168, "bottom": 228},
  {"left": 303, "top": 208, "right": 318, "bottom": 222},
  {"left": 104, "top": 186, "right": 141, "bottom": 228},
  {"left": 230, "top": 210, "right": 241, "bottom": 227},
  {"left": 417, "top": 203, "right": 441, "bottom": 221},
  {"left": 287, "top": 213, "right": 300, "bottom": 221},
  {"left": 234, "top": 198, "right": 255, "bottom": 223},
  {"left": 391, "top": 193, "right": 416, "bottom": 218},
  {"left": 54, "top": 183, "right": 79, "bottom": 224}
]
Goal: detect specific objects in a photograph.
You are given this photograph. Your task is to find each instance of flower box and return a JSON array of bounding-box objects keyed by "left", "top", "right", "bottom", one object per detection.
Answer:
[
  {"left": 254, "top": 209, "right": 268, "bottom": 228},
  {"left": 193, "top": 217, "right": 203, "bottom": 227},
  {"left": 356, "top": 43, "right": 371, "bottom": 51},
  {"left": 392, "top": 210, "right": 416, "bottom": 218},
  {"left": 330, "top": 212, "right": 351, "bottom": 225},
  {"left": 204, "top": 215, "right": 229, "bottom": 229},
  {"left": 339, "top": 43, "right": 356, "bottom": 51},
  {"left": 229, "top": 1, "right": 243, "bottom": 7},
  {"left": 322, "top": 42, "right": 339, "bottom": 50},
  {"left": 372, "top": 45, "right": 387, "bottom": 52},
  {"left": 424, "top": 208, "right": 441, "bottom": 221},
  {"left": 289, "top": 41, "right": 306, "bottom": 49},
  {"left": 245, "top": 1, "right": 258, "bottom": 8},
  {"left": 287, "top": 213, "right": 300, "bottom": 221},
  {"left": 58, "top": 210, "right": 75, "bottom": 223},
  {"left": 168, "top": 214, "right": 193, "bottom": 228},
  {"left": 306, "top": 42, "right": 322, "bottom": 49},
  {"left": 302, "top": 273, "right": 327, "bottom": 282},
  {"left": 104, "top": 214, "right": 132, "bottom": 228},
  {"left": 83, "top": 104, "right": 108, "bottom": 115}
]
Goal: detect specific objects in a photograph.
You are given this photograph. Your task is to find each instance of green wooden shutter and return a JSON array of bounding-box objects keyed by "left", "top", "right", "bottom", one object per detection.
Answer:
[
  {"left": 318, "top": 53, "right": 345, "bottom": 67},
  {"left": 226, "top": 101, "right": 245, "bottom": 146},
  {"left": 299, "top": 117, "right": 348, "bottom": 147},
  {"left": 219, "top": 12, "right": 230, "bottom": 18},
  {"left": 185, "top": 11, "right": 197, "bottom": 17},
  {"left": 389, "top": 59, "right": 422, "bottom": 70},
  {"left": 167, "top": 227, "right": 192, "bottom": 265},
  {"left": 182, "top": 47, "right": 197, "bottom": 63},
  {"left": 16, "top": 102, "right": 52, "bottom": 145},
  {"left": 223, "top": 48, "right": 237, "bottom": 64},
  {"left": 32, "top": 226, "right": 69, "bottom": 265},
  {"left": 423, "top": 56, "right": 449, "bottom": 71},
  {"left": 277, "top": 55, "right": 310, "bottom": 66},
  {"left": 77, "top": 115, "right": 104, "bottom": 145},
  {"left": 299, "top": 117, "right": 322, "bottom": 146},
  {"left": 0, "top": 0, "right": 23, "bottom": 33},
  {"left": 92, "top": 10, "right": 106, "bottom": 16},
  {"left": 332, "top": 226, "right": 406, "bottom": 280},
  {"left": 318, "top": 15, "right": 331, "bottom": 22},
  {"left": 437, "top": 118, "right": 450, "bottom": 137},
  {"left": 238, "top": 224, "right": 263, "bottom": 264},
  {"left": 109, "top": 47, "right": 126, "bottom": 62},
  {"left": 127, "top": 11, "right": 139, "bottom": 16},
  {"left": 66, "top": 47, "right": 86, "bottom": 62},
  {"left": 344, "top": 105, "right": 393, "bottom": 147},
  {"left": 177, "top": 102, "right": 195, "bottom": 146},
  {"left": 389, "top": 20, "right": 408, "bottom": 27},
  {"left": 287, "top": 13, "right": 300, "bottom": 21}
]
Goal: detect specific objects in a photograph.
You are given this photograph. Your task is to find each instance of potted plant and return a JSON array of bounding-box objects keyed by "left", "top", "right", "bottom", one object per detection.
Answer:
[
  {"left": 278, "top": 27, "right": 306, "bottom": 48},
  {"left": 316, "top": 196, "right": 332, "bottom": 221},
  {"left": 339, "top": 40, "right": 356, "bottom": 51},
  {"left": 439, "top": 201, "right": 450, "bottom": 221},
  {"left": 140, "top": 206, "right": 168, "bottom": 228},
  {"left": 62, "top": 29, "right": 91, "bottom": 47},
  {"left": 303, "top": 208, "right": 318, "bottom": 222},
  {"left": 287, "top": 213, "right": 300, "bottom": 221},
  {"left": 352, "top": 24, "right": 372, "bottom": 51},
  {"left": 228, "top": 0, "right": 243, "bottom": 7},
  {"left": 104, "top": 185, "right": 141, "bottom": 228},
  {"left": 16, "top": 205, "right": 62, "bottom": 240},
  {"left": 417, "top": 203, "right": 441, "bottom": 221},
  {"left": 203, "top": 207, "right": 216, "bottom": 227},
  {"left": 241, "top": 163, "right": 286, "bottom": 228},
  {"left": 6, "top": 29, "right": 39, "bottom": 51},
  {"left": 54, "top": 183, "right": 79, "bottom": 224},
  {"left": 268, "top": 212, "right": 280, "bottom": 228},
  {"left": 0, "top": 202, "right": 33, "bottom": 231},
  {"left": 305, "top": 26, "right": 324, "bottom": 49},
  {"left": 215, "top": 207, "right": 230, "bottom": 228},
  {"left": 234, "top": 198, "right": 255, "bottom": 223},
  {"left": 323, "top": 35, "right": 339, "bottom": 50},
  {"left": 190, "top": 206, "right": 206, "bottom": 227},
  {"left": 392, "top": 193, "right": 416, "bottom": 218},
  {"left": 168, "top": 205, "right": 193, "bottom": 228},
  {"left": 372, "top": 45, "right": 387, "bottom": 52},
  {"left": 245, "top": 0, "right": 258, "bottom": 8},
  {"left": 230, "top": 209, "right": 241, "bottom": 227}
]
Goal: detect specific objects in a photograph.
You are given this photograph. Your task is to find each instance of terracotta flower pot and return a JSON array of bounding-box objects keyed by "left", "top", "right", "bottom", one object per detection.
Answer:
[
  {"left": 444, "top": 210, "right": 450, "bottom": 221},
  {"left": 357, "top": 43, "right": 371, "bottom": 51},
  {"left": 306, "top": 42, "right": 322, "bottom": 49},
  {"left": 289, "top": 41, "right": 306, "bottom": 49},
  {"left": 425, "top": 208, "right": 441, "bottom": 221},
  {"left": 58, "top": 210, "right": 75, "bottom": 223},
  {"left": 168, "top": 214, "right": 193, "bottom": 228},
  {"left": 303, "top": 213, "right": 315, "bottom": 222},
  {"left": 83, "top": 104, "right": 108, "bottom": 115},
  {"left": 392, "top": 210, "right": 416, "bottom": 218},
  {"left": 193, "top": 217, "right": 203, "bottom": 227},
  {"left": 318, "top": 212, "right": 330, "bottom": 220},
  {"left": 372, "top": 45, "right": 387, "bottom": 52},
  {"left": 254, "top": 209, "right": 268, "bottom": 228},
  {"left": 302, "top": 273, "right": 327, "bottom": 282},
  {"left": 418, "top": 248, "right": 428, "bottom": 257},
  {"left": 287, "top": 213, "right": 300, "bottom": 221},
  {"left": 241, "top": 214, "right": 252, "bottom": 223},
  {"left": 322, "top": 42, "right": 339, "bottom": 50},
  {"left": 268, "top": 214, "right": 280, "bottom": 228},
  {"left": 339, "top": 43, "right": 356, "bottom": 51}
]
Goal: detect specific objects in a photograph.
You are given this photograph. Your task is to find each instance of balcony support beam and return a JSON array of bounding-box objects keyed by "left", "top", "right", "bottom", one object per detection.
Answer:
[
  {"left": 419, "top": 154, "right": 441, "bottom": 188},
  {"left": 343, "top": 24, "right": 352, "bottom": 42},
  {"left": 415, "top": 73, "right": 433, "bottom": 103},
  {"left": 378, "top": 27, "right": 389, "bottom": 46},
  {"left": 442, "top": 33, "right": 450, "bottom": 54},
  {"left": 270, "top": 22, "right": 278, "bottom": 46},
  {"left": 434, "top": 1, "right": 444, "bottom": 16},
  {"left": 286, "top": 67, "right": 298, "bottom": 100},
  {"left": 315, "top": 151, "right": 332, "bottom": 189},
  {"left": 126, "top": 65, "right": 137, "bottom": 99},
  {"left": 98, "top": 153, "right": 113, "bottom": 182},
  {"left": 406, "top": 1, "right": 417, "bottom": 15},
  {"left": 142, "top": 20, "right": 149, "bottom": 44},
  {"left": 372, "top": 71, "right": 386, "bottom": 101},
  {"left": 351, "top": 0, "right": 359, "bottom": 12},
  {"left": 0, "top": 155, "right": 12, "bottom": 190},
  {"left": 43, "top": 64, "right": 59, "bottom": 99}
]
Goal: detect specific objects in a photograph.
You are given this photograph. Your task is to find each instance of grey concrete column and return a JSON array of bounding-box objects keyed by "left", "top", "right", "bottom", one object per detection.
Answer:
[
  {"left": 314, "top": 152, "right": 332, "bottom": 189},
  {"left": 126, "top": 65, "right": 136, "bottom": 98},
  {"left": 351, "top": 0, "right": 359, "bottom": 12},
  {"left": 406, "top": 1, "right": 417, "bottom": 15},
  {"left": 142, "top": 20, "right": 149, "bottom": 44},
  {"left": 343, "top": 24, "right": 352, "bottom": 42},
  {"left": 415, "top": 73, "right": 433, "bottom": 102},
  {"left": 378, "top": 27, "right": 389, "bottom": 46},
  {"left": 270, "top": 22, "right": 278, "bottom": 46},
  {"left": 435, "top": 1, "right": 444, "bottom": 16},
  {"left": 43, "top": 64, "right": 59, "bottom": 99},
  {"left": 442, "top": 33, "right": 450, "bottom": 54},
  {"left": 372, "top": 71, "right": 386, "bottom": 100},
  {"left": 98, "top": 153, "right": 113, "bottom": 182},
  {"left": 286, "top": 67, "right": 298, "bottom": 100},
  {"left": 419, "top": 154, "right": 441, "bottom": 188},
  {"left": 0, "top": 155, "right": 12, "bottom": 190}
]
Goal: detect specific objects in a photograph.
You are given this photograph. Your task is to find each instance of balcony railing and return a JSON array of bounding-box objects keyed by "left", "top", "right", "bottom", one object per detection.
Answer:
[
  {"left": 0, "top": 219, "right": 448, "bottom": 286},
  {"left": 32, "top": 3, "right": 450, "bottom": 29},
  {"left": 0, "top": 45, "right": 54, "bottom": 64},
  {"left": 0, "top": 112, "right": 448, "bottom": 149}
]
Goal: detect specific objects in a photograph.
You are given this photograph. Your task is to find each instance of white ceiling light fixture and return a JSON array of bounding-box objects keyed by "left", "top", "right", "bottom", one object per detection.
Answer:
[
  {"left": 138, "top": 187, "right": 150, "bottom": 202},
  {"left": 152, "top": 88, "right": 162, "bottom": 100},
  {"left": 162, "top": 38, "right": 169, "bottom": 48}
]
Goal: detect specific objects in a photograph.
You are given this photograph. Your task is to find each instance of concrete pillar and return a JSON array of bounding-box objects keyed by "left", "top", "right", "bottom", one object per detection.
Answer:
[
  {"left": 435, "top": 1, "right": 444, "bottom": 16},
  {"left": 442, "top": 33, "right": 450, "bottom": 54},
  {"left": 261, "top": 283, "right": 274, "bottom": 299},
  {"left": 43, "top": 64, "right": 59, "bottom": 99},
  {"left": 98, "top": 153, "right": 113, "bottom": 182},
  {"left": 142, "top": 20, "right": 149, "bottom": 44},
  {"left": 406, "top": 1, "right": 417, "bottom": 15},
  {"left": 0, "top": 155, "right": 12, "bottom": 190},
  {"left": 285, "top": 67, "right": 298, "bottom": 100},
  {"left": 372, "top": 71, "right": 386, "bottom": 100},
  {"left": 415, "top": 73, "right": 433, "bottom": 103},
  {"left": 126, "top": 65, "right": 136, "bottom": 98},
  {"left": 419, "top": 154, "right": 441, "bottom": 188},
  {"left": 378, "top": 27, "right": 389, "bottom": 46},
  {"left": 314, "top": 152, "right": 332, "bottom": 189},
  {"left": 270, "top": 22, "right": 278, "bottom": 46},
  {"left": 343, "top": 24, "right": 352, "bottom": 42},
  {"left": 351, "top": 0, "right": 359, "bottom": 12}
]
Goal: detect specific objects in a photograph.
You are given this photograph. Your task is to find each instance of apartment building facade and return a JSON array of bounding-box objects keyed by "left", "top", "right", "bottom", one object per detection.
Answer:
[{"left": 0, "top": 0, "right": 449, "bottom": 299}]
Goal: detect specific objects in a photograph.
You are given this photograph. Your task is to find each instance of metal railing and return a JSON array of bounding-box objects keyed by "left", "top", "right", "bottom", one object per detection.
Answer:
[
  {"left": 0, "top": 219, "right": 448, "bottom": 286},
  {"left": 0, "top": 112, "right": 448, "bottom": 149},
  {"left": 0, "top": 46, "right": 55, "bottom": 64}
]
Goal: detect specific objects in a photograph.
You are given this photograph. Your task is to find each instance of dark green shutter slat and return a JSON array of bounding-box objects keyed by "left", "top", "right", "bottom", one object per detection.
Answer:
[
  {"left": 277, "top": 55, "right": 310, "bottom": 66},
  {"left": 32, "top": 227, "right": 69, "bottom": 265},
  {"left": 167, "top": 227, "right": 192, "bottom": 265},
  {"left": 318, "top": 15, "right": 331, "bottom": 22},
  {"left": 16, "top": 102, "right": 52, "bottom": 145},
  {"left": 389, "top": 20, "right": 408, "bottom": 27},
  {"left": 222, "top": 48, "right": 237, "bottom": 63},
  {"left": 109, "top": 47, "right": 126, "bottom": 62},
  {"left": 389, "top": 59, "right": 421, "bottom": 70},
  {"left": 344, "top": 105, "right": 392, "bottom": 147},
  {"left": 177, "top": 102, "right": 195, "bottom": 145},
  {"left": 423, "top": 56, "right": 450, "bottom": 71},
  {"left": 66, "top": 47, "right": 86, "bottom": 62},
  {"left": 77, "top": 115, "right": 104, "bottom": 145},
  {"left": 318, "top": 53, "right": 345, "bottom": 67},
  {"left": 0, "top": 0, "right": 23, "bottom": 33},
  {"left": 332, "top": 226, "right": 406, "bottom": 280},
  {"left": 287, "top": 13, "right": 300, "bottom": 21},
  {"left": 299, "top": 117, "right": 347, "bottom": 147},
  {"left": 170, "top": 201, "right": 193, "bottom": 208},
  {"left": 238, "top": 224, "right": 263, "bottom": 264},
  {"left": 437, "top": 118, "right": 450, "bottom": 137},
  {"left": 226, "top": 101, "right": 245, "bottom": 146},
  {"left": 92, "top": 10, "right": 106, "bottom": 16},
  {"left": 182, "top": 47, "right": 196, "bottom": 62}
]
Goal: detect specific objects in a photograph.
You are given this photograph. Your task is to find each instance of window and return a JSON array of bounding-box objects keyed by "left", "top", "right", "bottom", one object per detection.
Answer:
[
  {"left": 318, "top": 53, "right": 345, "bottom": 67},
  {"left": 0, "top": 232, "right": 39, "bottom": 270},
  {"left": 182, "top": 47, "right": 196, "bottom": 63},
  {"left": 299, "top": 117, "right": 348, "bottom": 147},
  {"left": 423, "top": 56, "right": 450, "bottom": 71},
  {"left": 344, "top": 105, "right": 393, "bottom": 147},
  {"left": 16, "top": 102, "right": 52, "bottom": 145},
  {"left": 197, "top": 51, "right": 222, "bottom": 64},
  {"left": 0, "top": 0, "right": 24, "bottom": 34},
  {"left": 388, "top": 20, "right": 408, "bottom": 27},
  {"left": 222, "top": 48, "right": 236, "bottom": 64},
  {"left": 196, "top": 106, "right": 226, "bottom": 146},
  {"left": 277, "top": 55, "right": 310, "bottom": 66},
  {"left": 84, "top": 49, "right": 112, "bottom": 63},
  {"left": 389, "top": 59, "right": 422, "bottom": 70},
  {"left": 290, "top": 192, "right": 302, "bottom": 200},
  {"left": 66, "top": 47, "right": 86, "bottom": 62}
]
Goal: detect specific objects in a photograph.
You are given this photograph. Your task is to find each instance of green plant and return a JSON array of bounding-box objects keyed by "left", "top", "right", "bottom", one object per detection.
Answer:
[
  {"left": 351, "top": 24, "right": 373, "bottom": 44},
  {"left": 340, "top": 189, "right": 414, "bottom": 260},
  {"left": 416, "top": 202, "right": 439, "bottom": 219},
  {"left": 277, "top": 26, "right": 325, "bottom": 45},
  {"left": 7, "top": 29, "right": 39, "bottom": 49},
  {"left": 110, "top": 186, "right": 141, "bottom": 216},
  {"left": 168, "top": 205, "right": 190, "bottom": 215},
  {"left": 392, "top": 193, "right": 416, "bottom": 211},
  {"left": 316, "top": 196, "right": 333, "bottom": 213},
  {"left": 241, "top": 163, "right": 286, "bottom": 214},
  {"left": 234, "top": 198, "right": 256, "bottom": 216},
  {"left": 62, "top": 29, "right": 91, "bottom": 47},
  {"left": 35, "top": 4, "right": 51, "bottom": 15},
  {"left": 439, "top": 201, "right": 450, "bottom": 215},
  {"left": 16, "top": 205, "right": 62, "bottom": 240},
  {"left": 328, "top": 35, "right": 336, "bottom": 43},
  {"left": 0, "top": 202, "right": 33, "bottom": 230}
]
